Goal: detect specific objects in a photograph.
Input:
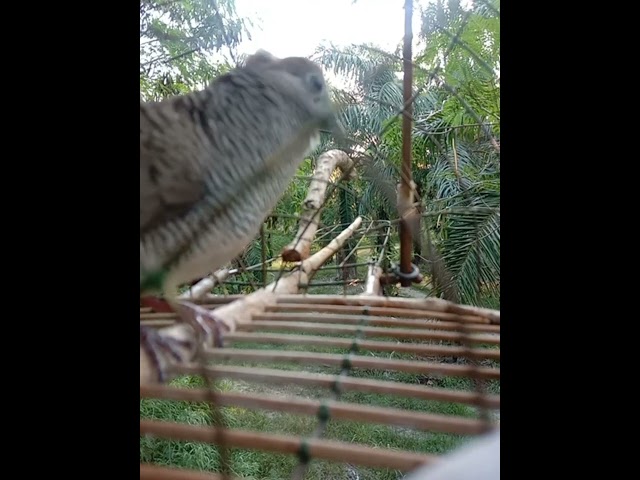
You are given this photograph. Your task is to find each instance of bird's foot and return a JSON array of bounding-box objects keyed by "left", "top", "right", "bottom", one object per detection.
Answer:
[
  {"left": 140, "top": 325, "right": 189, "bottom": 383},
  {"left": 173, "top": 300, "right": 227, "bottom": 349}
]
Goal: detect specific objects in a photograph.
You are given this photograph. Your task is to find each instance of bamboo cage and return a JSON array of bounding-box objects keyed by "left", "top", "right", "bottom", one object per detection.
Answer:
[
  {"left": 140, "top": 150, "right": 500, "bottom": 480},
  {"left": 140, "top": 2, "right": 499, "bottom": 476}
]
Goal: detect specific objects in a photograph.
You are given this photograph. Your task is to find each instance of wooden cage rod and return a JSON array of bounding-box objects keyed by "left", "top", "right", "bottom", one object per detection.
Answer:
[
  {"left": 140, "top": 311, "right": 500, "bottom": 334},
  {"left": 171, "top": 364, "right": 500, "bottom": 408},
  {"left": 172, "top": 366, "right": 500, "bottom": 410},
  {"left": 140, "top": 420, "right": 438, "bottom": 471},
  {"left": 141, "top": 384, "right": 492, "bottom": 436},
  {"left": 220, "top": 332, "right": 500, "bottom": 361},
  {"left": 141, "top": 320, "right": 500, "bottom": 345},
  {"left": 265, "top": 304, "right": 494, "bottom": 324},
  {"left": 277, "top": 294, "right": 500, "bottom": 325},
  {"left": 272, "top": 295, "right": 499, "bottom": 324},
  {"left": 253, "top": 312, "right": 500, "bottom": 333},
  {"left": 234, "top": 321, "right": 499, "bottom": 345},
  {"left": 171, "top": 358, "right": 500, "bottom": 388},
  {"left": 143, "top": 303, "right": 494, "bottom": 326},
  {"left": 165, "top": 295, "right": 499, "bottom": 325}
]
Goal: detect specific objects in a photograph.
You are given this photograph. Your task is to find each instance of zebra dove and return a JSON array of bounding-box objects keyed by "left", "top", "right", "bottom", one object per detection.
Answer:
[{"left": 140, "top": 50, "right": 341, "bottom": 379}]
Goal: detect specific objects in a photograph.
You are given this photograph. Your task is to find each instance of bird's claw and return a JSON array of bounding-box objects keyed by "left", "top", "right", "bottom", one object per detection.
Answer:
[
  {"left": 140, "top": 325, "right": 187, "bottom": 383},
  {"left": 173, "top": 301, "right": 226, "bottom": 348}
]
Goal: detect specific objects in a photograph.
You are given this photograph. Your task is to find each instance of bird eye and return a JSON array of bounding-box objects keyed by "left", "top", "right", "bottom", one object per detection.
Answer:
[{"left": 307, "top": 73, "right": 324, "bottom": 93}]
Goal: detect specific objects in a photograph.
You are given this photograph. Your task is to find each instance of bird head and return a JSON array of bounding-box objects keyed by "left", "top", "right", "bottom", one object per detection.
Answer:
[{"left": 243, "top": 50, "right": 344, "bottom": 141}]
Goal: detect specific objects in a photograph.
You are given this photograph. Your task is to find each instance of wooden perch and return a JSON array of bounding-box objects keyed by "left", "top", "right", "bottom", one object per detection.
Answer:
[
  {"left": 282, "top": 149, "right": 356, "bottom": 262},
  {"left": 178, "top": 268, "right": 230, "bottom": 300},
  {"left": 140, "top": 217, "right": 363, "bottom": 386},
  {"left": 362, "top": 264, "right": 384, "bottom": 296}
]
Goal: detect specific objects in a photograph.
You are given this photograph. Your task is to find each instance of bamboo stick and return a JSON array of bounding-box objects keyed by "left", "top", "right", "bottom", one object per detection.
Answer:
[
  {"left": 282, "top": 150, "right": 356, "bottom": 262},
  {"left": 179, "top": 358, "right": 500, "bottom": 382},
  {"left": 178, "top": 269, "right": 231, "bottom": 300},
  {"left": 187, "top": 296, "right": 501, "bottom": 328},
  {"left": 252, "top": 312, "right": 500, "bottom": 333},
  {"left": 362, "top": 264, "right": 384, "bottom": 296},
  {"left": 141, "top": 311, "right": 501, "bottom": 334},
  {"left": 139, "top": 420, "right": 437, "bottom": 471},
  {"left": 140, "top": 384, "right": 492, "bottom": 435},
  {"left": 171, "top": 364, "right": 501, "bottom": 408},
  {"left": 205, "top": 217, "right": 364, "bottom": 332},
  {"left": 188, "top": 356, "right": 500, "bottom": 409},
  {"left": 199, "top": 295, "right": 244, "bottom": 304},
  {"left": 267, "top": 303, "right": 490, "bottom": 324},
  {"left": 224, "top": 332, "right": 499, "bottom": 360},
  {"left": 235, "top": 321, "right": 499, "bottom": 345},
  {"left": 274, "top": 295, "right": 500, "bottom": 324},
  {"left": 399, "top": 0, "right": 417, "bottom": 288}
]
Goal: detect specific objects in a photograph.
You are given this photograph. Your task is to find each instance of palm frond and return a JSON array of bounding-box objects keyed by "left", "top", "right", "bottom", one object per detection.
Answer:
[
  {"left": 440, "top": 205, "right": 500, "bottom": 305},
  {"left": 357, "top": 157, "right": 398, "bottom": 219}
]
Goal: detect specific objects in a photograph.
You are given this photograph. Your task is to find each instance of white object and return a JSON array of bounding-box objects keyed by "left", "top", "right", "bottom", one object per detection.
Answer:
[{"left": 405, "top": 429, "right": 500, "bottom": 480}]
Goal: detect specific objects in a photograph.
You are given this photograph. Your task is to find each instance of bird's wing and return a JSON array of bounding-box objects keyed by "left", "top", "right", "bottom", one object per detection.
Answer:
[{"left": 140, "top": 101, "right": 208, "bottom": 235}]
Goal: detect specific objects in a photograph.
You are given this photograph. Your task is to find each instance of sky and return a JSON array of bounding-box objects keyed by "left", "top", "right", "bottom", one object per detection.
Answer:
[
  {"left": 233, "top": 0, "right": 427, "bottom": 88},
  {"left": 234, "top": 0, "right": 423, "bottom": 59}
]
